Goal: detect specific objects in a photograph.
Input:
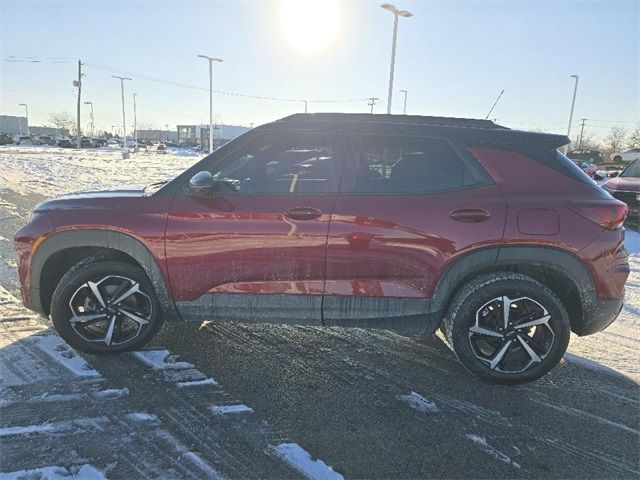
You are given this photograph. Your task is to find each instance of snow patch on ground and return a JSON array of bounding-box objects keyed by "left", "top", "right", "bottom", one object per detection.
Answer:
[
  {"left": 563, "top": 353, "right": 634, "bottom": 383},
  {"left": 176, "top": 378, "right": 218, "bottom": 388},
  {"left": 132, "top": 349, "right": 195, "bottom": 370},
  {"left": 209, "top": 404, "right": 254, "bottom": 415},
  {"left": 273, "top": 443, "right": 344, "bottom": 480},
  {"left": 398, "top": 391, "right": 439, "bottom": 413},
  {"left": 0, "top": 145, "right": 200, "bottom": 198},
  {"left": 0, "top": 416, "right": 109, "bottom": 438},
  {"left": 125, "top": 412, "right": 157, "bottom": 422},
  {"left": 465, "top": 434, "right": 521, "bottom": 469},
  {"left": 0, "top": 464, "right": 106, "bottom": 480},
  {"left": 29, "top": 334, "right": 101, "bottom": 378}
]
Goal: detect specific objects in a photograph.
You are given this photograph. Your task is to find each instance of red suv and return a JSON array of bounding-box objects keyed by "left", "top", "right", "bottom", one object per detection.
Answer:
[{"left": 14, "top": 114, "right": 630, "bottom": 384}]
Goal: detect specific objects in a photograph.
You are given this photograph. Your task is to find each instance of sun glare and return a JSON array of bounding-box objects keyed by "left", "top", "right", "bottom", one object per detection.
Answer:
[{"left": 280, "top": 0, "right": 341, "bottom": 54}]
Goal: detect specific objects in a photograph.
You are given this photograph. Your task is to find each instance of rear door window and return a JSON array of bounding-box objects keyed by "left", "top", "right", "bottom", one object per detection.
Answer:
[{"left": 347, "top": 136, "right": 490, "bottom": 194}]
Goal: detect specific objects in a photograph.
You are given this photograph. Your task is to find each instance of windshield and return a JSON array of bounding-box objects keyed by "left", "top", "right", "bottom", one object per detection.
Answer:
[{"left": 620, "top": 159, "right": 639, "bottom": 178}]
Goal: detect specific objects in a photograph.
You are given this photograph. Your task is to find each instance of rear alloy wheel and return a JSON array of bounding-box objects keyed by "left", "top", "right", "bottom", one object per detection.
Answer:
[
  {"left": 51, "top": 259, "right": 163, "bottom": 354},
  {"left": 445, "top": 273, "right": 570, "bottom": 384}
]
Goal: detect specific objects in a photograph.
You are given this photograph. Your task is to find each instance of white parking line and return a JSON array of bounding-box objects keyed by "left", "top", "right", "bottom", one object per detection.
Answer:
[
  {"left": 273, "top": 443, "right": 344, "bottom": 480},
  {"left": 29, "top": 334, "right": 101, "bottom": 378},
  {"left": 132, "top": 349, "right": 195, "bottom": 370}
]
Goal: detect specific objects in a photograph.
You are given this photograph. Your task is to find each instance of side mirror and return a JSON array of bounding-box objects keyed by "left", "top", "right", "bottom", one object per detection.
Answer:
[{"left": 188, "top": 171, "right": 215, "bottom": 196}]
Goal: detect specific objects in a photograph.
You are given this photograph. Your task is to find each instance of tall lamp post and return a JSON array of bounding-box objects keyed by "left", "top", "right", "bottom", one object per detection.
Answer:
[
  {"left": 133, "top": 93, "right": 138, "bottom": 149},
  {"left": 112, "top": 76, "right": 131, "bottom": 158},
  {"left": 380, "top": 4, "right": 412, "bottom": 114},
  {"left": 565, "top": 74, "right": 579, "bottom": 154},
  {"left": 399, "top": 89, "right": 408, "bottom": 114},
  {"left": 197, "top": 54, "right": 223, "bottom": 154},
  {"left": 18, "top": 103, "right": 29, "bottom": 135},
  {"left": 84, "top": 101, "right": 94, "bottom": 137}
]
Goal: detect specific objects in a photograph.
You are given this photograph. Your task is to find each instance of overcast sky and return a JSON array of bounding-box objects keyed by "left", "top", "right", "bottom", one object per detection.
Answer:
[{"left": 1, "top": 0, "right": 638, "bottom": 138}]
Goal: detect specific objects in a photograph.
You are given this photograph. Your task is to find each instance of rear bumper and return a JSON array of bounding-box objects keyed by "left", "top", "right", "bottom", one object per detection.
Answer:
[{"left": 572, "top": 291, "right": 624, "bottom": 336}]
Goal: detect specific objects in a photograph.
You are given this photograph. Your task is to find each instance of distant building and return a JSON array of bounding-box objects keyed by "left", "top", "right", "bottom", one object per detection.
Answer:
[
  {"left": 176, "top": 124, "right": 250, "bottom": 148},
  {"left": 0, "top": 115, "right": 28, "bottom": 135},
  {"left": 31, "top": 126, "right": 59, "bottom": 137},
  {"left": 136, "top": 129, "right": 178, "bottom": 143}
]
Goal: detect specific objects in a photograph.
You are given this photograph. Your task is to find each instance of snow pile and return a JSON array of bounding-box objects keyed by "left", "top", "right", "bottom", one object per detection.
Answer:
[{"left": 0, "top": 145, "right": 201, "bottom": 198}]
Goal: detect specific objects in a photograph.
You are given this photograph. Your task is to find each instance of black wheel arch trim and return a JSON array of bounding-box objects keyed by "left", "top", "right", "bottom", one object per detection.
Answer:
[
  {"left": 429, "top": 244, "right": 596, "bottom": 331},
  {"left": 30, "top": 230, "right": 180, "bottom": 321}
]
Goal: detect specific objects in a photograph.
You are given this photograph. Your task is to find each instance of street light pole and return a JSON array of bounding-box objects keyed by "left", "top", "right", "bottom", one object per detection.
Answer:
[
  {"left": 381, "top": 4, "right": 412, "bottom": 114},
  {"left": 197, "top": 54, "right": 223, "bottom": 154},
  {"left": 133, "top": 93, "right": 138, "bottom": 147},
  {"left": 400, "top": 89, "right": 408, "bottom": 114},
  {"left": 84, "top": 101, "right": 94, "bottom": 137},
  {"left": 18, "top": 103, "right": 29, "bottom": 135},
  {"left": 565, "top": 74, "right": 579, "bottom": 154},
  {"left": 112, "top": 75, "right": 132, "bottom": 158}
]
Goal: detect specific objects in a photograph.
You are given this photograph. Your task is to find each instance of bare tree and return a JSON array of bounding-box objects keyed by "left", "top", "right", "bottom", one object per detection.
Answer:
[
  {"left": 571, "top": 131, "right": 601, "bottom": 151},
  {"left": 603, "top": 127, "right": 627, "bottom": 155},
  {"left": 49, "top": 111, "right": 75, "bottom": 136},
  {"left": 627, "top": 124, "right": 640, "bottom": 149}
]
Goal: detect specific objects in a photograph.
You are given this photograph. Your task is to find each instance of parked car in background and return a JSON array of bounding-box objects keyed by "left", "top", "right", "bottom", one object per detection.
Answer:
[
  {"left": 125, "top": 139, "right": 137, "bottom": 148},
  {"left": 571, "top": 160, "right": 599, "bottom": 179},
  {"left": 16, "top": 136, "right": 34, "bottom": 146},
  {"left": 603, "top": 159, "right": 639, "bottom": 224},
  {"left": 57, "top": 139, "right": 73, "bottom": 148},
  {"left": 92, "top": 138, "right": 108, "bottom": 147},
  {"left": 0, "top": 133, "right": 14, "bottom": 145},
  {"left": 36, "top": 136, "right": 57, "bottom": 146},
  {"left": 610, "top": 148, "right": 640, "bottom": 163},
  {"left": 568, "top": 149, "right": 604, "bottom": 164},
  {"left": 14, "top": 113, "right": 629, "bottom": 385}
]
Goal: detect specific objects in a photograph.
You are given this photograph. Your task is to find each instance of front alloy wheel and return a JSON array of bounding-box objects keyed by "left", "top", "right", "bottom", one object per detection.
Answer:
[
  {"left": 68, "top": 275, "right": 152, "bottom": 346},
  {"left": 51, "top": 258, "right": 163, "bottom": 354}
]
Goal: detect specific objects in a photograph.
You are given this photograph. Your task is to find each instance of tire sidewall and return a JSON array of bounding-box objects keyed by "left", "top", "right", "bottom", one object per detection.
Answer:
[
  {"left": 447, "top": 275, "right": 570, "bottom": 384},
  {"left": 51, "top": 260, "right": 162, "bottom": 354}
]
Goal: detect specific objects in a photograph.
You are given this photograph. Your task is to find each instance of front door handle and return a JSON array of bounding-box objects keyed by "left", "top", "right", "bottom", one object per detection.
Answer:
[
  {"left": 284, "top": 207, "right": 323, "bottom": 221},
  {"left": 449, "top": 208, "right": 491, "bottom": 223}
]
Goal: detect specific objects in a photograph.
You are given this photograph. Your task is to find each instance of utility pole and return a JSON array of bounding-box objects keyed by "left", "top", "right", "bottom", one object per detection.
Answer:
[
  {"left": 400, "top": 89, "right": 408, "bottom": 114},
  {"left": 578, "top": 118, "right": 587, "bottom": 149},
  {"left": 75, "top": 60, "right": 83, "bottom": 149},
  {"left": 133, "top": 93, "right": 138, "bottom": 148},
  {"left": 303, "top": 100, "right": 309, "bottom": 113},
  {"left": 112, "top": 75, "right": 132, "bottom": 158},
  {"left": 564, "top": 74, "right": 579, "bottom": 154},
  {"left": 368, "top": 97, "right": 379, "bottom": 114}
]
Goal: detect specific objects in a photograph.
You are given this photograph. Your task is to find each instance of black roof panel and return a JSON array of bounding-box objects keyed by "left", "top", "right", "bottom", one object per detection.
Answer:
[{"left": 266, "top": 113, "right": 569, "bottom": 148}]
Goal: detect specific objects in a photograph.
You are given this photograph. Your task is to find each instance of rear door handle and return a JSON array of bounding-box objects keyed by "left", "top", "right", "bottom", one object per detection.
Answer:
[
  {"left": 449, "top": 208, "right": 491, "bottom": 223},
  {"left": 284, "top": 207, "right": 323, "bottom": 221}
]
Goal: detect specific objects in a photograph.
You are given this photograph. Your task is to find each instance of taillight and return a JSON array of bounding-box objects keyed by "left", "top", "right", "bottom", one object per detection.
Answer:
[{"left": 567, "top": 200, "right": 628, "bottom": 230}]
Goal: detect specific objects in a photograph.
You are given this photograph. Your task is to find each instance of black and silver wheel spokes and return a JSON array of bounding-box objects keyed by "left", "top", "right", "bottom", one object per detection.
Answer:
[
  {"left": 468, "top": 295, "right": 555, "bottom": 374},
  {"left": 68, "top": 276, "right": 152, "bottom": 346}
]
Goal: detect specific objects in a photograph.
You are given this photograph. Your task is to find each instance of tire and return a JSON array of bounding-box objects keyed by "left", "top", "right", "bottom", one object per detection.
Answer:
[
  {"left": 613, "top": 156, "right": 622, "bottom": 163},
  {"left": 444, "top": 272, "right": 570, "bottom": 385},
  {"left": 51, "top": 257, "right": 163, "bottom": 354}
]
